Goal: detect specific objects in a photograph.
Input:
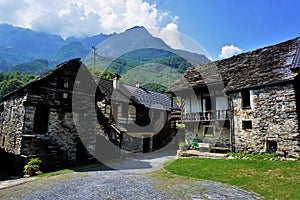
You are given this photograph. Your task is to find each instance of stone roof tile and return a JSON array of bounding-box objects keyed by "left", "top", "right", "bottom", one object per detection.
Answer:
[{"left": 170, "top": 37, "right": 300, "bottom": 92}]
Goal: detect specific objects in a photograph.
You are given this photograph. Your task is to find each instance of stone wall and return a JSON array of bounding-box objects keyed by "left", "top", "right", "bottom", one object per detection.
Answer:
[
  {"left": 47, "top": 111, "right": 79, "bottom": 161},
  {"left": 231, "top": 83, "right": 299, "bottom": 155},
  {"left": 121, "top": 134, "right": 153, "bottom": 153},
  {"left": 181, "top": 121, "right": 230, "bottom": 148},
  {"left": 0, "top": 95, "right": 27, "bottom": 154},
  {"left": 0, "top": 105, "right": 3, "bottom": 139}
]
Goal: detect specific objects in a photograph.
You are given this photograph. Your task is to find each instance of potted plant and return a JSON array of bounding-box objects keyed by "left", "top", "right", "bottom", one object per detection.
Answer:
[{"left": 24, "top": 158, "right": 42, "bottom": 176}]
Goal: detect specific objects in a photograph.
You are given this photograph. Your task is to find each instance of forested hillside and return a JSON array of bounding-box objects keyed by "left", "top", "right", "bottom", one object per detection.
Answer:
[{"left": 0, "top": 72, "right": 36, "bottom": 101}]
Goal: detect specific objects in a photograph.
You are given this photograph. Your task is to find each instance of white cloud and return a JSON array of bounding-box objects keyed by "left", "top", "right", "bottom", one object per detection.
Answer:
[
  {"left": 219, "top": 44, "right": 242, "bottom": 59},
  {"left": 147, "top": 16, "right": 184, "bottom": 49},
  {"left": 0, "top": 0, "right": 179, "bottom": 42}
]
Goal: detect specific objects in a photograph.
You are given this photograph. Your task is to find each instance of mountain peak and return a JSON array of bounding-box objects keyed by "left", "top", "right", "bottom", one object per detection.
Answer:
[{"left": 125, "top": 26, "right": 146, "bottom": 31}]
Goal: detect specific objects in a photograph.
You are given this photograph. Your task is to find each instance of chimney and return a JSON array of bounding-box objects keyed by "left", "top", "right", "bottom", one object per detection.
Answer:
[
  {"left": 112, "top": 73, "right": 121, "bottom": 89},
  {"left": 135, "top": 81, "right": 141, "bottom": 88}
]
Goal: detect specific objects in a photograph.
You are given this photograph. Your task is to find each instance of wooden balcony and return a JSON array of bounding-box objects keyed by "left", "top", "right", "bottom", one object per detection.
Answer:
[{"left": 181, "top": 110, "right": 230, "bottom": 121}]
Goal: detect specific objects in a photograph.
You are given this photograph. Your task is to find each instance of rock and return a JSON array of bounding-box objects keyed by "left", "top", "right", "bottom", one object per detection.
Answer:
[{"left": 285, "top": 158, "right": 298, "bottom": 161}]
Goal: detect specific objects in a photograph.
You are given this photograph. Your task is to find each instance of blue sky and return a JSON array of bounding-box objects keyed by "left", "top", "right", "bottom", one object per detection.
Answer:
[
  {"left": 150, "top": 0, "right": 300, "bottom": 60},
  {"left": 0, "top": 0, "right": 299, "bottom": 60}
]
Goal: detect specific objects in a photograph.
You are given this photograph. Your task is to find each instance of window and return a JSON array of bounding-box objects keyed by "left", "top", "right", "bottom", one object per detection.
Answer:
[
  {"left": 63, "top": 93, "right": 68, "bottom": 99},
  {"left": 2, "top": 136, "right": 5, "bottom": 146},
  {"left": 33, "top": 105, "right": 49, "bottom": 133},
  {"left": 63, "top": 80, "right": 69, "bottom": 89},
  {"left": 105, "top": 104, "right": 111, "bottom": 114},
  {"left": 128, "top": 105, "right": 136, "bottom": 121},
  {"left": 203, "top": 126, "right": 214, "bottom": 136},
  {"left": 267, "top": 141, "right": 277, "bottom": 153},
  {"left": 241, "top": 90, "right": 251, "bottom": 109},
  {"left": 242, "top": 120, "right": 252, "bottom": 130}
]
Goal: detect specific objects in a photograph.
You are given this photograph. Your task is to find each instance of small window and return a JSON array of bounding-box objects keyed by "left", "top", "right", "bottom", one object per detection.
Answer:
[
  {"left": 242, "top": 120, "right": 252, "bottom": 130},
  {"left": 33, "top": 105, "right": 49, "bottom": 133},
  {"left": 2, "top": 136, "right": 5, "bottom": 146},
  {"left": 105, "top": 104, "right": 111, "bottom": 114},
  {"left": 128, "top": 105, "right": 136, "bottom": 121},
  {"left": 63, "top": 80, "right": 69, "bottom": 89},
  {"left": 63, "top": 93, "right": 68, "bottom": 99},
  {"left": 241, "top": 90, "right": 251, "bottom": 109},
  {"left": 203, "top": 126, "right": 214, "bottom": 136},
  {"left": 57, "top": 77, "right": 70, "bottom": 89},
  {"left": 267, "top": 141, "right": 277, "bottom": 153}
]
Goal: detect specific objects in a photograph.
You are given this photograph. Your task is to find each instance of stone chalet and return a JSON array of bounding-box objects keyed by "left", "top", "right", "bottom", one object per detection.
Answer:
[
  {"left": 169, "top": 36, "right": 300, "bottom": 157},
  {"left": 0, "top": 58, "right": 179, "bottom": 175}
]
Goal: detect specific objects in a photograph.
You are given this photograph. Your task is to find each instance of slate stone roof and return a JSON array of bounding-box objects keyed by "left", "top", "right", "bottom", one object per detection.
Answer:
[
  {"left": 170, "top": 36, "right": 300, "bottom": 92},
  {"left": 96, "top": 78, "right": 177, "bottom": 111}
]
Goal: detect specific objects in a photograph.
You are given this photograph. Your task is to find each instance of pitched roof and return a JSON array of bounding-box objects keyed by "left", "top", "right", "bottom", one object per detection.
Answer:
[
  {"left": 291, "top": 39, "right": 300, "bottom": 72},
  {"left": 170, "top": 36, "right": 300, "bottom": 92},
  {"left": 96, "top": 78, "right": 177, "bottom": 111},
  {"left": 3, "top": 58, "right": 82, "bottom": 100}
]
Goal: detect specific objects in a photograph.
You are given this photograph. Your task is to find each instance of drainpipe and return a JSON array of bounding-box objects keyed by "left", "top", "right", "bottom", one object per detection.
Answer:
[{"left": 228, "top": 93, "right": 234, "bottom": 152}]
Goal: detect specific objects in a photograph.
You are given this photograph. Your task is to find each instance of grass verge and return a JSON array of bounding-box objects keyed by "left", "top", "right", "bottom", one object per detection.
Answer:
[
  {"left": 163, "top": 158, "right": 300, "bottom": 200},
  {"left": 36, "top": 162, "right": 103, "bottom": 177}
]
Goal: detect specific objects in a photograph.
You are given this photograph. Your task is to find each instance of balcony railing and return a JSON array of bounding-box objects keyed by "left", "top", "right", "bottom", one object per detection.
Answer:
[{"left": 181, "top": 110, "right": 229, "bottom": 121}]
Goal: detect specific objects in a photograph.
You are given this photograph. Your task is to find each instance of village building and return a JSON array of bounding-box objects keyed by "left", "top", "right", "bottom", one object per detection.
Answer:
[
  {"left": 170, "top": 36, "right": 300, "bottom": 157},
  {"left": 0, "top": 58, "right": 178, "bottom": 175}
]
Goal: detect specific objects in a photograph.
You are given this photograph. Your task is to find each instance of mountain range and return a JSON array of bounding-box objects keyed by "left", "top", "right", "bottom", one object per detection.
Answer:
[
  {"left": 0, "top": 23, "right": 113, "bottom": 72},
  {"left": 0, "top": 24, "right": 210, "bottom": 78}
]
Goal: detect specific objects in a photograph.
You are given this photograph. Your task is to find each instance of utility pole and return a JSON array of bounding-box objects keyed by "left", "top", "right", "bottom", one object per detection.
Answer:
[{"left": 92, "top": 46, "right": 98, "bottom": 69}]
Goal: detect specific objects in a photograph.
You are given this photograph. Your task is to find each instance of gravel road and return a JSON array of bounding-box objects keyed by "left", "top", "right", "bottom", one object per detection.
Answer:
[{"left": 0, "top": 151, "right": 262, "bottom": 200}]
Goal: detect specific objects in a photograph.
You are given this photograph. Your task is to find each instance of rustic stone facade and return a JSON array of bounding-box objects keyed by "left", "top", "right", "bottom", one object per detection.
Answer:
[
  {"left": 231, "top": 83, "right": 299, "bottom": 156},
  {"left": 0, "top": 58, "right": 178, "bottom": 174},
  {"left": 170, "top": 36, "right": 300, "bottom": 156},
  {"left": 0, "top": 59, "right": 96, "bottom": 174},
  {"left": 0, "top": 95, "right": 26, "bottom": 155}
]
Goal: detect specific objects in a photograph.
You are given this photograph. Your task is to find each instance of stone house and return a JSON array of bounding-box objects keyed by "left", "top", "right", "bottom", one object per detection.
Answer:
[
  {"left": 170, "top": 36, "right": 300, "bottom": 157},
  {"left": 0, "top": 58, "right": 178, "bottom": 174},
  {"left": 95, "top": 74, "right": 179, "bottom": 154}
]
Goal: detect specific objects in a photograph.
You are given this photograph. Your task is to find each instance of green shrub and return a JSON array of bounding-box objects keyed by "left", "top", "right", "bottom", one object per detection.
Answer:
[
  {"left": 24, "top": 158, "right": 42, "bottom": 175},
  {"left": 176, "top": 123, "right": 185, "bottom": 130}
]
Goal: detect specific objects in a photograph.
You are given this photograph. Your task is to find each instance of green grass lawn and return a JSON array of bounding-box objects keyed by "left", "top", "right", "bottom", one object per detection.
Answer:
[{"left": 164, "top": 158, "right": 300, "bottom": 200}]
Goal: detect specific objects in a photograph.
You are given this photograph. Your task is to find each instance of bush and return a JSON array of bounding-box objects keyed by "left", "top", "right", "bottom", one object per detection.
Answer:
[{"left": 176, "top": 123, "right": 185, "bottom": 130}]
